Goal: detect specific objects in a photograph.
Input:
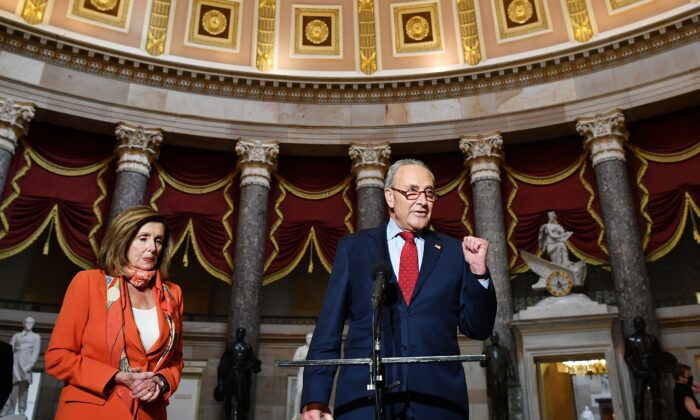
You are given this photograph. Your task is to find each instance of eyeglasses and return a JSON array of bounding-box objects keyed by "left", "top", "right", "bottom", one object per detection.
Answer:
[{"left": 390, "top": 187, "right": 438, "bottom": 202}]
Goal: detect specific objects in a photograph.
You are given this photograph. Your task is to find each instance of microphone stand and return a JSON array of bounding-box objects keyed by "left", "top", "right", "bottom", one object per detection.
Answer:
[{"left": 370, "top": 295, "right": 385, "bottom": 420}]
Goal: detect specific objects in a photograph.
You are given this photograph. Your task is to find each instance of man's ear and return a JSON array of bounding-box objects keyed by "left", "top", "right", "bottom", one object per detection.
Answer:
[{"left": 384, "top": 188, "right": 394, "bottom": 210}]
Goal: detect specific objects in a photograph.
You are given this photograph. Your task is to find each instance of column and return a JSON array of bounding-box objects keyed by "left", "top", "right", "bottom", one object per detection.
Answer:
[
  {"left": 459, "top": 132, "right": 514, "bottom": 350},
  {"left": 108, "top": 123, "right": 163, "bottom": 221},
  {"left": 0, "top": 98, "right": 35, "bottom": 196},
  {"left": 576, "top": 110, "right": 657, "bottom": 336},
  {"left": 348, "top": 143, "right": 391, "bottom": 230},
  {"left": 229, "top": 138, "right": 279, "bottom": 349}
]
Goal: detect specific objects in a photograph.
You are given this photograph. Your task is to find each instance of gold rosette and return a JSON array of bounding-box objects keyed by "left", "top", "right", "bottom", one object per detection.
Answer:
[
  {"left": 405, "top": 16, "right": 429, "bottom": 41},
  {"left": 90, "top": 0, "right": 118, "bottom": 12},
  {"left": 202, "top": 9, "right": 228, "bottom": 36},
  {"left": 305, "top": 19, "right": 329, "bottom": 44},
  {"left": 508, "top": 0, "right": 533, "bottom": 24}
]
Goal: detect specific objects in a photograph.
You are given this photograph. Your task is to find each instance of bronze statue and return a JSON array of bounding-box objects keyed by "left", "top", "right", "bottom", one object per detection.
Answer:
[
  {"left": 624, "top": 317, "right": 662, "bottom": 420},
  {"left": 480, "top": 332, "right": 516, "bottom": 420},
  {"left": 215, "top": 327, "right": 262, "bottom": 420}
]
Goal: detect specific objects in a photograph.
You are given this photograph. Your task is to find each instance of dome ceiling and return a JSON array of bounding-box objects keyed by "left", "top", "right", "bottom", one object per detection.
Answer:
[{"left": 0, "top": 0, "right": 691, "bottom": 79}]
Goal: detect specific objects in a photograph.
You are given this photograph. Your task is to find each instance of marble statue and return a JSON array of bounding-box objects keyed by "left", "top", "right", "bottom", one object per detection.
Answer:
[
  {"left": 291, "top": 332, "right": 312, "bottom": 420},
  {"left": 580, "top": 405, "right": 594, "bottom": 420},
  {"left": 521, "top": 211, "right": 587, "bottom": 294},
  {"left": 0, "top": 316, "right": 40, "bottom": 417},
  {"left": 480, "top": 332, "right": 516, "bottom": 420},
  {"left": 624, "top": 317, "right": 662, "bottom": 420},
  {"left": 216, "top": 327, "right": 262, "bottom": 420}
]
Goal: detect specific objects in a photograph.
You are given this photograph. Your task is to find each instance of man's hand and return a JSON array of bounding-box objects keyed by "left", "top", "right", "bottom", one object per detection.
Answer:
[
  {"left": 462, "top": 236, "right": 488, "bottom": 275},
  {"left": 302, "top": 403, "right": 334, "bottom": 420}
]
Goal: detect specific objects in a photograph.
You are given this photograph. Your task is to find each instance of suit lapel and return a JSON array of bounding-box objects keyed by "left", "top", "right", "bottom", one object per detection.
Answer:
[
  {"left": 410, "top": 231, "right": 441, "bottom": 303},
  {"left": 122, "top": 288, "right": 146, "bottom": 354}
]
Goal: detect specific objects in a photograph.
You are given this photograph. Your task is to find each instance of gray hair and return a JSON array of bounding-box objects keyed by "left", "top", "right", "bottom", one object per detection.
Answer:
[{"left": 384, "top": 159, "right": 434, "bottom": 188}]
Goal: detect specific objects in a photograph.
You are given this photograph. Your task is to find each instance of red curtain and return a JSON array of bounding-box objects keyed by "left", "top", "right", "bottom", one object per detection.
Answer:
[{"left": 145, "top": 145, "right": 239, "bottom": 282}]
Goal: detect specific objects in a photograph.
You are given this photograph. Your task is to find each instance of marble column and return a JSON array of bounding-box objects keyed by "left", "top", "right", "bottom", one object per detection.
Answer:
[
  {"left": 576, "top": 110, "right": 657, "bottom": 337},
  {"left": 459, "top": 132, "right": 514, "bottom": 351},
  {"left": 108, "top": 123, "right": 163, "bottom": 221},
  {"left": 0, "top": 98, "right": 35, "bottom": 196},
  {"left": 229, "top": 138, "right": 279, "bottom": 350},
  {"left": 348, "top": 143, "right": 391, "bottom": 230}
]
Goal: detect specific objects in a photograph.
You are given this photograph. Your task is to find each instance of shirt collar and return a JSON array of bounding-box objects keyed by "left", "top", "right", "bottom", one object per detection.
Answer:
[{"left": 387, "top": 218, "right": 423, "bottom": 239}]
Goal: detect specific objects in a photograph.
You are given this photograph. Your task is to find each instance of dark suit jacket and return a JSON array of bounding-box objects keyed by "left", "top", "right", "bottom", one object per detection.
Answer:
[
  {"left": 301, "top": 222, "right": 497, "bottom": 419},
  {"left": 0, "top": 340, "right": 11, "bottom": 408}
]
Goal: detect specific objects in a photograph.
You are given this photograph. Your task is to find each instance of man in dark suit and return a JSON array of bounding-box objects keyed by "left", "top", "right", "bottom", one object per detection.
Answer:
[{"left": 301, "top": 159, "right": 497, "bottom": 420}]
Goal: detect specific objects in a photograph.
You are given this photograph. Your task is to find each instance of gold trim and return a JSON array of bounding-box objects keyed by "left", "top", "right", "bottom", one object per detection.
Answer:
[
  {"left": 626, "top": 142, "right": 700, "bottom": 163},
  {"left": 145, "top": 0, "right": 172, "bottom": 56},
  {"left": 646, "top": 193, "right": 700, "bottom": 262},
  {"left": 628, "top": 148, "right": 652, "bottom": 251},
  {"left": 565, "top": 0, "right": 593, "bottom": 43},
  {"left": 505, "top": 154, "right": 585, "bottom": 185},
  {"left": 21, "top": 0, "right": 48, "bottom": 25},
  {"left": 88, "top": 164, "right": 109, "bottom": 257},
  {"left": 0, "top": 147, "right": 31, "bottom": 239},
  {"left": 393, "top": 2, "right": 442, "bottom": 54},
  {"left": 148, "top": 172, "right": 166, "bottom": 210},
  {"left": 577, "top": 160, "right": 609, "bottom": 259},
  {"left": 277, "top": 174, "right": 352, "bottom": 200},
  {"left": 457, "top": 175, "right": 474, "bottom": 235},
  {"left": 505, "top": 171, "right": 520, "bottom": 269},
  {"left": 455, "top": 0, "right": 482, "bottom": 65},
  {"left": 263, "top": 180, "right": 286, "bottom": 273},
  {"left": 435, "top": 172, "right": 465, "bottom": 196},
  {"left": 188, "top": 0, "right": 240, "bottom": 49},
  {"left": 170, "top": 220, "right": 230, "bottom": 283},
  {"left": 70, "top": 0, "right": 131, "bottom": 28},
  {"left": 342, "top": 181, "right": 355, "bottom": 233},
  {"left": 255, "top": 0, "right": 276, "bottom": 71},
  {"left": 294, "top": 7, "right": 341, "bottom": 56},
  {"left": 263, "top": 227, "right": 332, "bottom": 285},
  {"left": 609, "top": 0, "right": 642, "bottom": 10},
  {"left": 153, "top": 162, "right": 234, "bottom": 194},
  {"left": 358, "top": 0, "right": 378, "bottom": 74},
  {"left": 24, "top": 139, "right": 114, "bottom": 176},
  {"left": 221, "top": 176, "right": 234, "bottom": 270},
  {"left": 493, "top": 0, "right": 549, "bottom": 40}
]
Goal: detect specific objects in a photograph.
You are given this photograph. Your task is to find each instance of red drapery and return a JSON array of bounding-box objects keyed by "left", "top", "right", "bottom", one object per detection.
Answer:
[{"left": 145, "top": 145, "right": 239, "bottom": 283}]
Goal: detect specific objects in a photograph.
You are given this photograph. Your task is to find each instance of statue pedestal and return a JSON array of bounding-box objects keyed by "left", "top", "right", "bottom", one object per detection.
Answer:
[{"left": 512, "top": 296, "right": 635, "bottom": 420}]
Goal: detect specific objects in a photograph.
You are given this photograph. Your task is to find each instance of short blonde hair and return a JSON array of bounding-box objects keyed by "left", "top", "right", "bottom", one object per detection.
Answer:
[{"left": 97, "top": 206, "right": 172, "bottom": 278}]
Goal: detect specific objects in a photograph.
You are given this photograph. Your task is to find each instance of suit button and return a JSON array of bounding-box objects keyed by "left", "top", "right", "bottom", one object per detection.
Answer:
[{"left": 401, "top": 344, "right": 407, "bottom": 351}]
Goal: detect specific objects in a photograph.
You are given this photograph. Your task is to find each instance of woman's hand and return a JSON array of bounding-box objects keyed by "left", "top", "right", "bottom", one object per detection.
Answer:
[
  {"left": 114, "top": 371, "right": 155, "bottom": 389},
  {"left": 130, "top": 376, "right": 162, "bottom": 402}
]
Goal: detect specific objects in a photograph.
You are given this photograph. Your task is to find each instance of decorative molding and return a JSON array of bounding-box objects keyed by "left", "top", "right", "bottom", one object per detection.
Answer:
[
  {"left": 0, "top": 98, "right": 36, "bottom": 155},
  {"left": 348, "top": 143, "right": 391, "bottom": 189},
  {"left": 293, "top": 6, "right": 341, "bottom": 56},
  {"left": 21, "top": 0, "right": 48, "bottom": 25},
  {"left": 0, "top": 10, "right": 697, "bottom": 104},
  {"left": 392, "top": 1, "right": 442, "bottom": 54},
  {"left": 564, "top": 0, "right": 594, "bottom": 43},
  {"left": 459, "top": 132, "right": 504, "bottom": 183},
  {"left": 70, "top": 0, "right": 131, "bottom": 29},
  {"left": 357, "top": 0, "right": 378, "bottom": 74},
  {"left": 255, "top": 0, "right": 276, "bottom": 71},
  {"left": 114, "top": 122, "right": 163, "bottom": 176},
  {"left": 576, "top": 109, "right": 628, "bottom": 166},
  {"left": 235, "top": 138, "right": 279, "bottom": 188},
  {"left": 455, "top": 0, "right": 482, "bottom": 65},
  {"left": 145, "top": 0, "right": 172, "bottom": 56},
  {"left": 609, "top": 0, "right": 643, "bottom": 11},
  {"left": 187, "top": 0, "right": 240, "bottom": 49},
  {"left": 493, "top": 0, "right": 549, "bottom": 40}
]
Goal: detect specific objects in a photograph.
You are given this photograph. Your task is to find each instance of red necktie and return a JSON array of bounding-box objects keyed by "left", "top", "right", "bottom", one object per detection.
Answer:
[{"left": 399, "top": 232, "right": 419, "bottom": 305}]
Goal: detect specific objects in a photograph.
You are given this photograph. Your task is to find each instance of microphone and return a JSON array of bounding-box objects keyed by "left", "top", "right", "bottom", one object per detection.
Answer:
[{"left": 371, "top": 261, "right": 393, "bottom": 309}]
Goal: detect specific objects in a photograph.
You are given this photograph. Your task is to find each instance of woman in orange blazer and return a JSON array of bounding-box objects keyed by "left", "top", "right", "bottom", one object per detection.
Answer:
[{"left": 46, "top": 206, "right": 184, "bottom": 420}]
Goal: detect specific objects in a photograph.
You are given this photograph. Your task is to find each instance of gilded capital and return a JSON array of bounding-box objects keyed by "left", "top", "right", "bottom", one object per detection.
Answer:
[
  {"left": 236, "top": 138, "right": 279, "bottom": 188},
  {"left": 576, "top": 109, "right": 628, "bottom": 166},
  {"left": 0, "top": 98, "right": 36, "bottom": 155},
  {"left": 114, "top": 122, "right": 163, "bottom": 177},
  {"left": 348, "top": 143, "right": 391, "bottom": 189},
  {"left": 459, "top": 132, "right": 504, "bottom": 183}
]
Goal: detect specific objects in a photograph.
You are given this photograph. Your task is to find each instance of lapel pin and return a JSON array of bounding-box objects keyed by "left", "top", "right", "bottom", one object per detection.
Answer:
[{"left": 434, "top": 244, "right": 441, "bottom": 250}]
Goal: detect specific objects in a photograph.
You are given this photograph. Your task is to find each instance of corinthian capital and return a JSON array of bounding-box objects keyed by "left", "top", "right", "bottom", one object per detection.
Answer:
[
  {"left": 0, "top": 98, "right": 36, "bottom": 155},
  {"left": 114, "top": 122, "right": 163, "bottom": 176},
  {"left": 235, "top": 138, "right": 279, "bottom": 188},
  {"left": 348, "top": 143, "right": 391, "bottom": 189},
  {"left": 459, "top": 132, "right": 504, "bottom": 183},
  {"left": 576, "top": 109, "right": 628, "bottom": 166}
]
